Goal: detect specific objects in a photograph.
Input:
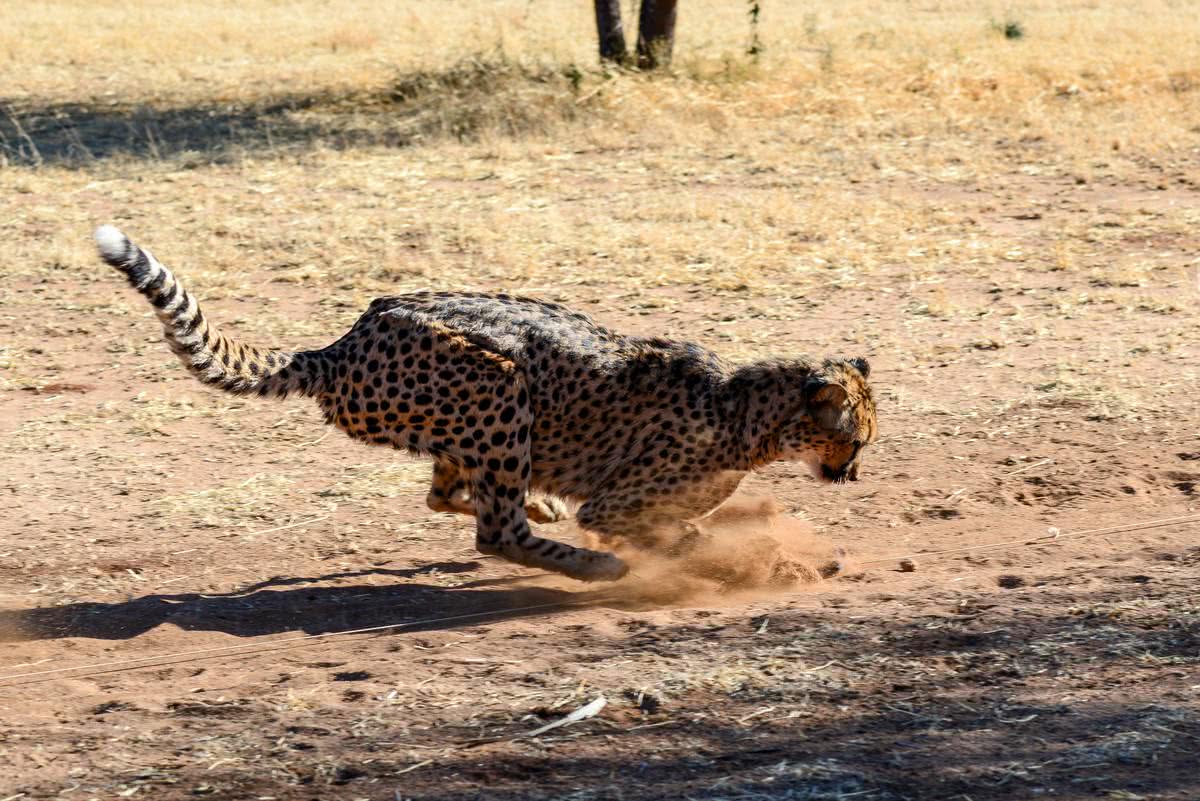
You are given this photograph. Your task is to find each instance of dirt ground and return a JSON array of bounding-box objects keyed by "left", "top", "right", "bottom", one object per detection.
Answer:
[
  {"left": 3, "top": 170, "right": 1197, "bottom": 799},
  {"left": 3, "top": 3, "right": 1200, "bottom": 799}
]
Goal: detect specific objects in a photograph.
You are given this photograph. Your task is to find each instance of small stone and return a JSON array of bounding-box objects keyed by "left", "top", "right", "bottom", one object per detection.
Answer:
[
  {"left": 897, "top": 558, "right": 917, "bottom": 572},
  {"left": 997, "top": 574, "right": 1025, "bottom": 589}
]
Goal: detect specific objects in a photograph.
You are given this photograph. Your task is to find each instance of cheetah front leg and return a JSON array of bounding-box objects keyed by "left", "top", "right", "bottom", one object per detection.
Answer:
[
  {"left": 576, "top": 470, "right": 748, "bottom": 555},
  {"left": 426, "top": 458, "right": 570, "bottom": 524}
]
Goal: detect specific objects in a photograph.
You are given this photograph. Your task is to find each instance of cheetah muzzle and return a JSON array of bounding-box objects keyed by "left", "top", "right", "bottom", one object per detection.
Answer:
[{"left": 94, "top": 225, "right": 878, "bottom": 583}]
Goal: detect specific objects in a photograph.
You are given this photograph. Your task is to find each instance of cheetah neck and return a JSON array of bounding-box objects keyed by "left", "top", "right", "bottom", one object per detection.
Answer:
[{"left": 722, "top": 358, "right": 815, "bottom": 470}]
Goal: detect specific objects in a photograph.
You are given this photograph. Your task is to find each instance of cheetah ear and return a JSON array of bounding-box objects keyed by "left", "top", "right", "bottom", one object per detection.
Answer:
[
  {"left": 850, "top": 357, "right": 870, "bottom": 379},
  {"left": 805, "top": 376, "right": 849, "bottom": 408}
]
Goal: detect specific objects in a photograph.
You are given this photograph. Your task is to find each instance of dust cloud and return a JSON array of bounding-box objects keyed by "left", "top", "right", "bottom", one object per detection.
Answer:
[{"left": 584, "top": 495, "right": 849, "bottom": 606}]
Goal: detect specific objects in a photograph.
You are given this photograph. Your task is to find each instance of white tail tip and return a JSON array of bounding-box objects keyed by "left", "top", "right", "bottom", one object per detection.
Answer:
[{"left": 94, "top": 224, "right": 132, "bottom": 263}]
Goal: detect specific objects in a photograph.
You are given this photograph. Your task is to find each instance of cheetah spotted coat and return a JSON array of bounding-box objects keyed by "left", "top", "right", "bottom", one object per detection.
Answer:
[{"left": 95, "top": 226, "right": 877, "bottom": 581}]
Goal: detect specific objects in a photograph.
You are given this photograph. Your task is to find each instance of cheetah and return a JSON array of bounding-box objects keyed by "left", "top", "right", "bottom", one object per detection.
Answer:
[{"left": 95, "top": 225, "right": 877, "bottom": 582}]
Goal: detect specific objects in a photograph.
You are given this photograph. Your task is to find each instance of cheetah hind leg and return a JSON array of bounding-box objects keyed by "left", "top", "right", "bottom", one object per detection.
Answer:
[
  {"left": 426, "top": 459, "right": 570, "bottom": 523},
  {"left": 577, "top": 470, "right": 749, "bottom": 557},
  {"left": 426, "top": 459, "right": 473, "bottom": 515}
]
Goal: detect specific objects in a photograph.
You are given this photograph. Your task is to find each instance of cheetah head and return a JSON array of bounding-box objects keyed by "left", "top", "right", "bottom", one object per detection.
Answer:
[{"left": 780, "top": 357, "right": 877, "bottom": 484}]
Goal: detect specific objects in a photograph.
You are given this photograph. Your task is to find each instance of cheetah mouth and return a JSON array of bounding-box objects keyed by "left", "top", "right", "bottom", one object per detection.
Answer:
[
  {"left": 820, "top": 462, "right": 857, "bottom": 484},
  {"left": 820, "top": 464, "right": 850, "bottom": 484},
  {"left": 819, "top": 443, "right": 862, "bottom": 484}
]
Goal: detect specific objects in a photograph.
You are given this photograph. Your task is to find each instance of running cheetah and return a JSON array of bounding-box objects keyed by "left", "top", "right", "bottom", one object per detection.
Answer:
[{"left": 95, "top": 226, "right": 877, "bottom": 582}]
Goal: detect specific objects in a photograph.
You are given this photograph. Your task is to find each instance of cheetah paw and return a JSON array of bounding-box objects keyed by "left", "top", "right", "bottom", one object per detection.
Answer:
[
  {"left": 663, "top": 523, "right": 712, "bottom": 558},
  {"left": 817, "top": 546, "right": 849, "bottom": 579},
  {"left": 568, "top": 551, "right": 629, "bottom": 583},
  {"left": 526, "top": 496, "right": 571, "bottom": 524}
]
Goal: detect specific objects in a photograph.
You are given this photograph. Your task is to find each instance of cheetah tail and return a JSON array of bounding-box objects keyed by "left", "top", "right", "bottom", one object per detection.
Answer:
[{"left": 94, "top": 225, "right": 328, "bottom": 399}]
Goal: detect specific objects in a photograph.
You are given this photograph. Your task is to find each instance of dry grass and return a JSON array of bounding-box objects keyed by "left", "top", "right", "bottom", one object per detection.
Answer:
[
  {"left": 5, "top": 1, "right": 1199, "bottom": 111},
  {"left": 3, "top": 1, "right": 1198, "bottom": 310},
  {"left": 4, "top": 1, "right": 1199, "bottom": 167}
]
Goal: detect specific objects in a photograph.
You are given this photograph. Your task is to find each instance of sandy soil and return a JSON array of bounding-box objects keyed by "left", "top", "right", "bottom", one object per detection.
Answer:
[{"left": 3, "top": 170, "right": 1198, "bottom": 799}]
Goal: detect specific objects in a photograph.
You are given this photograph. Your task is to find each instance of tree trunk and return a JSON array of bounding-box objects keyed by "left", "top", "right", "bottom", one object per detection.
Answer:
[
  {"left": 593, "top": 0, "right": 628, "bottom": 64},
  {"left": 636, "top": 0, "right": 678, "bottom": 70}
]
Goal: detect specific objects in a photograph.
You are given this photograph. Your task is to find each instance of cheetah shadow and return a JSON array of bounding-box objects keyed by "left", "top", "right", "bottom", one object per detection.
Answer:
[{"left": 0, "top": 561, "right": 621, "bottom": 644}]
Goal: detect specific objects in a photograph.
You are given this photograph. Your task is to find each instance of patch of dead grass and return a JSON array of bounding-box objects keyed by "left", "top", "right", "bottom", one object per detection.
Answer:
[
  {"left": 315, "top": 462, "right": 430, "bottom": 504},
  {"left": 148, "top": 474, "right": 296, "bottom": 528}
]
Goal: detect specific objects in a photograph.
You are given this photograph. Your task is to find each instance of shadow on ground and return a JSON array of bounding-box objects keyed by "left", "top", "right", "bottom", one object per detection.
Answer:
[
  {"left": 0, "top": 96, "right": 336, "bottom": 167},
  {"left": 2, "top": 582, "right": 1197, "bottom": 800},
  {"left": 0, "top": 57, "right": 589, "bottom": 168},
  {"left": 0, "top": 562, "right": 619, "bottom": 643}
]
